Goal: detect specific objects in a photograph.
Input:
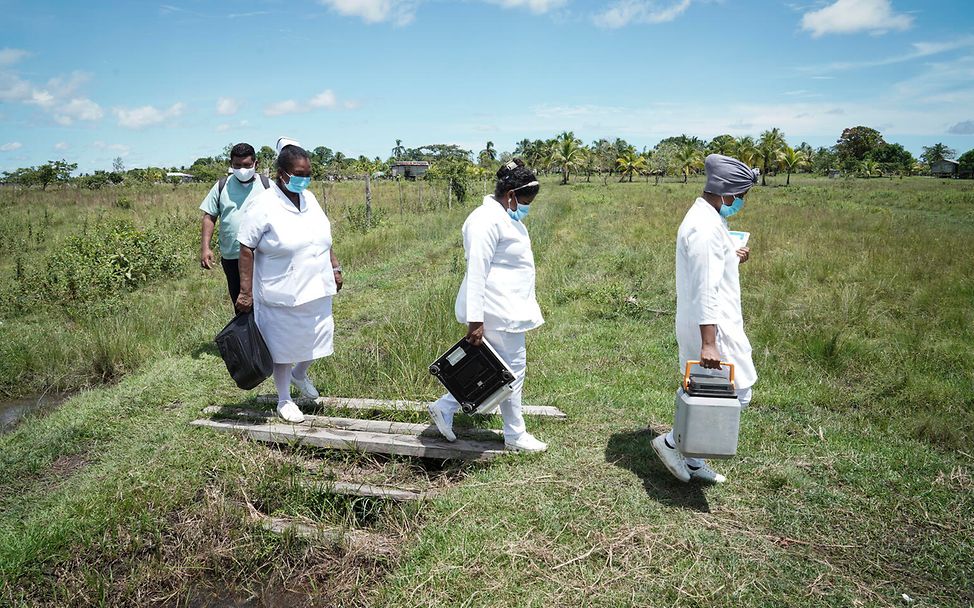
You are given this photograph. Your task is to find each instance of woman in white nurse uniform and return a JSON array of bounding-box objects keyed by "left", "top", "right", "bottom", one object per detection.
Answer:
[
  {"left": 235, "top": 140, "right": 342, "bottom": 423},
  {"left": 653, "top": 154, "right": 759, "bottom": 484},
  {"left": 427, "top": 159, "right": 547, "bottom": 453}
]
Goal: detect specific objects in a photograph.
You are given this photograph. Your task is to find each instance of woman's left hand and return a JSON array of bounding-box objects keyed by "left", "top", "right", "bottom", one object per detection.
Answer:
[
  {"left": 736, "top": 247, "right": 750, "bottom": 264},
  {"left": 334, "top": 269, "right": 343, "bottom": 291}
]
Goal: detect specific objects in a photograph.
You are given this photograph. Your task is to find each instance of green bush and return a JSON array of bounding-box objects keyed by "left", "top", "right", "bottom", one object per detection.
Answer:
[
  {"left": 1, "top": 219, "right": 190, "bottom": 317},
  {"left": 343, "top": 203, "right": 385, "bottom": 233},
  {"left": 48, "top": 220, "right": 184, "bottom": 301}
]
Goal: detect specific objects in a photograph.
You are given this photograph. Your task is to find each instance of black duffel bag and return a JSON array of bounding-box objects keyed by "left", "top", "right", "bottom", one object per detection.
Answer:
[{"left": 214, "top": 312, "right": 274, "bottom": 390}]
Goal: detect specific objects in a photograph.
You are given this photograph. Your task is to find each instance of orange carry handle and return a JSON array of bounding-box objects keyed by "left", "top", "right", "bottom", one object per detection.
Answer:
[{"left": 683, "top": 360, "right": 735, "bottom": 391}]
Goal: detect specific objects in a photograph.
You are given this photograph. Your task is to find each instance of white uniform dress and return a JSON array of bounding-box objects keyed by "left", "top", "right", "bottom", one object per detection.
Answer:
[
  {"left": 237, "top": 184, "right": 338, "bottom": 364},
  {"left": 431, "top": 196, "right": 544, "bottom": 442},
  {"left": 675, "top": 198, "right": 757, "bottom": 390}
]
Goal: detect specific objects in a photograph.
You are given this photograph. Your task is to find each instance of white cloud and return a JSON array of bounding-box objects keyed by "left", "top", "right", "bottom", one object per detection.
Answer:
[
  {"left": 309, "top": 90, "right": 337, "bottom": 109},
  {"left": 53, "top": 98, "right": 104, "bottom": 125},
  {"left": 801, "top": 0, "right": 912, "bottom": 38},
  {"left": 54, "top": 142, "right": 69, "bottom": 150},
  {"left": 518, "top": 77, "right": 971, "bottom": 140},
  {"left": 114, "top": 102, "right": 185, "bottom": 128},
  {"left": 319, "top": 0, "right": 419, "bottom": 26},
  {"left": 216, "top": 97, "right": 239, "bottom": 116},
  {"left": 1, "top": 142, "right": 22, "bottom": 152},
  {"left": 265, "top": 100, "right": 301, "bottom": 116},
  {"left": 947, "top": 120, "right": 974, "bottom": 135},
  {"left": 484, "top": 0, "right": 567, "bottom": 14},
  {"left": 594, "top": 0, "right": 691, "bottom": 28},
  {"left": 799, "top": 36, "right": 974, "bottom": 74},
  {"left": 0, "top": 68, "right": 103, "bottom": 125},
  {"left": 0, "top": 48, "right": 29, "bottom": 66},
  {"left": 264, "top": 89, "right": 355, "bottom": 116}
]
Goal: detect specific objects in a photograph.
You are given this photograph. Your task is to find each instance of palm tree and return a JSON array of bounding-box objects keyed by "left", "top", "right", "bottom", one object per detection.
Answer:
[
  {"left": 580, "top": 147, "right": 596, "bottom": 182},
  {"left": 779, "top": 145, "right": 803, "bottom": 186},
  {"left": 552, "top": 133, "right": 583, "bottom": 184},
  {"left": 709, "top": 134, "right": 735, "bottom": 155},
  {"left": 616, "top": 151, "right": 647, "bottom": 183},
  {"left": 479, "top": 141, "right": 496, "bottom": 166},
  {"left": 674, "top": 143, "right": 702, "bottom": 184},
  {"left": 391, "top": 139, "right": 405, "bottom": 160},
  {"left": 757, "top": 128, "right": 786, "bottom": 186},
  {"left": 796, "top": 142, "right": 815, "bottom": 169},
  {"left": 733, "top": 136, "right": 758, "bottom": 167},
  {"left": 860, "top": 159, "right": 881, "bottom": 178},
  {"left": 514, "top": 139, "right": 531, "bottom": 158}
]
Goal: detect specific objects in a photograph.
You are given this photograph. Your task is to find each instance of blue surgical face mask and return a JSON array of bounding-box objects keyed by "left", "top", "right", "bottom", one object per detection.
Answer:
[
  {"left": 506, "top": 193, "right": 531, "bottom": 222},
  {"left": 719, "top": 196, "right": 745, "bottom": 218},
  {"left": 283, "top": 171, "right": 311, "bottom": 194}
]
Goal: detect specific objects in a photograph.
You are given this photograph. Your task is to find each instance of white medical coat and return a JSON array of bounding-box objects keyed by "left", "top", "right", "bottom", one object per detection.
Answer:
[
  {"left": 237, "top": 184, "right": 337, "bottom": 307},
  {"left": 455, "top": 196, "right": 544, "bottom": 333},
  {"left": 675, "top": 198, "right": 757, "bottom": 389}
]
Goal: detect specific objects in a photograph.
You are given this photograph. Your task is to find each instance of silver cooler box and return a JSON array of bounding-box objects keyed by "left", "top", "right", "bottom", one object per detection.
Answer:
[{"left": 673, "top": 362, "right": 742, "bottom": 459}]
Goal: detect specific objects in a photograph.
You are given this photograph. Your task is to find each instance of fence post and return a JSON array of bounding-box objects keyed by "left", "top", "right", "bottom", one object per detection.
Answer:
[
  {"left": 365, "top": 173, "right": 372, "bottom": 230},
  {"left": 398, "top": 177, "right": 404, "bottom": 216}
]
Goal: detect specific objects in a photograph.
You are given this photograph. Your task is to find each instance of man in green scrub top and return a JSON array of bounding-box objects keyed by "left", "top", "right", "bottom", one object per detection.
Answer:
[{"left": 199, "top": 142, "right": 269, "bottom": 305}]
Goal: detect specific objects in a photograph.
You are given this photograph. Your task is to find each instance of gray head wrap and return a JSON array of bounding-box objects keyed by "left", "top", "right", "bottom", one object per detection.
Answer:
[{"left": 704, "top": 154, "right": 760, "bottom": 196}]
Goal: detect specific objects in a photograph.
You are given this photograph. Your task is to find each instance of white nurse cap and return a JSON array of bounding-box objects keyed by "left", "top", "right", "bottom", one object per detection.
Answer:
[{"left": 276, "top": 137, "right": 301, "bottom": 155}]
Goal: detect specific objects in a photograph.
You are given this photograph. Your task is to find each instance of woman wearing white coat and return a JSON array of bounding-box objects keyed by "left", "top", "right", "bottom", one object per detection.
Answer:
[
  {"left": 234, "top": 140, "right": 343, "bottom": 423},
  {"left": 427, "top": 159, "right": 547, "bottom": 453},
  {"left": 653, "top": 154, "right": 759, "bottom": 484}
]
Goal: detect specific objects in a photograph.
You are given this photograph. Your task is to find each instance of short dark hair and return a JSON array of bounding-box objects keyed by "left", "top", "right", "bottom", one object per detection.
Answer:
[
  {"left": 494, "top": 158, "right": 539, "bottom": 198},
  {"left": 230, "top": 143, "right": 256, "bottom": 161},
  {"left": 276, "top": 144, "right": 311, "bottom": 174}
]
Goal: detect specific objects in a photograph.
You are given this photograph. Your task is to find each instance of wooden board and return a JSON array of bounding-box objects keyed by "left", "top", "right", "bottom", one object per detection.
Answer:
[
  {"left": 191, "top": 417, "right": 506, "bottom": 461},
  {"left": 309, "top": 481, "right": 424, "bottom": 502},
  {"left": 202, "top": 405, "right": 502, "bottom": 442},
  {"left": 245, "top": 503, "right": 396, "bottom": 554},
  {"left": 254, "top": 395, "right": 567, "bottom": 419}
]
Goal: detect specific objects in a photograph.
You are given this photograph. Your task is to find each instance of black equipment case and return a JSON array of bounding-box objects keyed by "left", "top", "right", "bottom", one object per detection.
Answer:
[{"left": 429, "top": 337, "right": 515, "bottom": 414}]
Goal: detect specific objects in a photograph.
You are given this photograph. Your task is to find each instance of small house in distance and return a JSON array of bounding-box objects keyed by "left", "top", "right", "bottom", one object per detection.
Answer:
[
  {"left": 390, "top": 161, "right": 430, "bottom": 180},
  {"left": 930, "top": 159, "right": 959, "bottom": 178},
  {"left": 166, "top": 172, "right": 196, "bottom": 184}
]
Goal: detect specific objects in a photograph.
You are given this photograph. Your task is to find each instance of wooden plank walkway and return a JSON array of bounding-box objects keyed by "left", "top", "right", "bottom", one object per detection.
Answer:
[
  {"left": 202, "top": 405, "right": 502, "bottom": 441},
  {"left": 254, "top": 395, "right": 567, "bottom": 419},
  {"left": 191, "top": 416, "right": 506, "bottom": 461}
]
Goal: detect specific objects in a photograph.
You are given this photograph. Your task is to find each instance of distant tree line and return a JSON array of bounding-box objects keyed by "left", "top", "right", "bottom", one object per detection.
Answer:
[{"left": 2, "top": 126, "right": 972, "bottom": 190}]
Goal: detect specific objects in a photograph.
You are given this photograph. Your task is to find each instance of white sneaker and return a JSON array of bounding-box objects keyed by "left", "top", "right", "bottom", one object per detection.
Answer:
[
  {"left": 652, "top": 435, "right": 690, "bottom": 482},
  {"left": 689, "top": 464, "right": 726, "bottom": 484},
  {"left": 290, "top": 373, "right": 319, "bottom": 399},
  {"left": 427, "top": 403, "right": 456, "bottom": 442},
  {"left": 276, "top": 400, "right": 305, "bottom": 424},
  {"left": 505, "top": 433, "right": 547, "bottom": 453}
]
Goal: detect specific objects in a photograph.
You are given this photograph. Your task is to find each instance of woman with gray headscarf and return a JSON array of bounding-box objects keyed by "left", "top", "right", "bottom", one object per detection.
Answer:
[{"left": 653, "top": 154, "right": 759, "bottom": 484}]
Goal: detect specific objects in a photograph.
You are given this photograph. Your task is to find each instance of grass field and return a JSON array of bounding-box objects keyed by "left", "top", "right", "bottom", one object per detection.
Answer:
[{"left": 0, "top": 175, "right": 972, "bottom": 607}]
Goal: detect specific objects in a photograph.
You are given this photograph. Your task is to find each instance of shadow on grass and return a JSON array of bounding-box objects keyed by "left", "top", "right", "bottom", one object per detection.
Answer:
[
  {"left": 605, "top": 427, "right": 710, "bottom": 513},
  {"left": 191, "top": 341, "right": 221, "bottom": 360}
]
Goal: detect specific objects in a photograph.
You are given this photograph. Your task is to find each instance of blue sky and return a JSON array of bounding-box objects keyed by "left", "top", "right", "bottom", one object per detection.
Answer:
[{"left": 1, "top": 0, "right": 973, "bottom": 173}]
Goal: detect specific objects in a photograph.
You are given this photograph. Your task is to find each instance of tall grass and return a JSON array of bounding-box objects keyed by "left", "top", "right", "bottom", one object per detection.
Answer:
[{"left": 0, "top": 176, "right": 972, "bottom": 606}]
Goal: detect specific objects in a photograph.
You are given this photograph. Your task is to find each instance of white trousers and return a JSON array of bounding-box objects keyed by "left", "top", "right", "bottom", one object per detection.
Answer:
[
  {"left": 429, "top": 329, "right": 528, "bottom": 442},
  {"left": 666, "top": 386, "right": 752, "bottom": 468}
]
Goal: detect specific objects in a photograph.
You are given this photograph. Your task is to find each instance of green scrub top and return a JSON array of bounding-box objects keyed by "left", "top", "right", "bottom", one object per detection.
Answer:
[{"left": 199, "top": 176, "right": 267, "bottom": 260}]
